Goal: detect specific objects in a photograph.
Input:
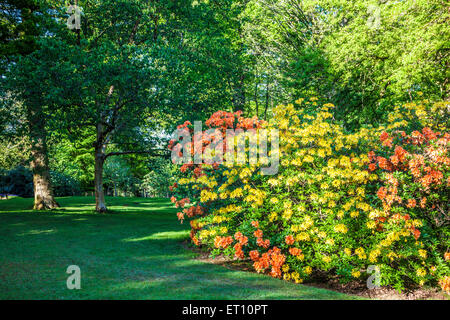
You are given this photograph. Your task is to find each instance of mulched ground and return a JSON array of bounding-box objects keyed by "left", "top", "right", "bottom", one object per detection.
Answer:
[{"left": 183, "top": 241, "right": 449, "bottom": 300}]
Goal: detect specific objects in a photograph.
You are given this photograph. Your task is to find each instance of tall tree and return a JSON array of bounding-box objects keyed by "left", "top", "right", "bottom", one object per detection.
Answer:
[{"left": 1, "top": 0, "right": 60, "bottom": 209}]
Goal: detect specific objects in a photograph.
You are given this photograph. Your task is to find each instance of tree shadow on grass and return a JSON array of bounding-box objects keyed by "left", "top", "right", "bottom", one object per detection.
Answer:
[{"left": 0, "top": 196, "right": 359, "bottom": 300}]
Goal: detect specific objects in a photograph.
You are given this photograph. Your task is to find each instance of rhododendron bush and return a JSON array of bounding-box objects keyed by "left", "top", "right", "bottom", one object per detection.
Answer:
[{"left": 168, "top": 98, "right": 449, "bottom": 292}]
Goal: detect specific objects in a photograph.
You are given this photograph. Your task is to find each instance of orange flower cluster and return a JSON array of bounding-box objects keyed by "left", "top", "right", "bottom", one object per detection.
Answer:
[
  {"left": 251, "top": 247, "right": 286, "bottom": 278},
  {"left": 205, "top": 110, "right": 242, "bottom": 129},
  {"left": 190, "top": 229, "right": 200, "bottom": 246},
  {"left": 177, "top": 205, "right": 204, "bottom": 223},
  {"left": 380, "top": 131, "right": 393, "bottom": 148},
  {"left": 234, "top": 232, "right": 248, "bottom": 246},
  {"left": 233, "top": 232, "right": 249, "bottom": 258},
  {"left": 370, "top": 127, "right": 449, "bottom": 240},
  {"left": 254, "top": 229, "right": 263, "bottom": 238},
  {"left": 173, "top": 197, "right": 190, "bottom": 208},
  {"left": 256, "top": 237, "right": 270, "bottom": 248},
  {"left": 406, "top": 198, "right": 417, "bottom": 208},
  {"left": 252, "top": 227, "right": 270, "bottom": 248},
  {"left": 444, "top": 252, "right": 450, "bottom": 261},
  {"left": 368, "top": 129, "right": 447, "bottom": 174},
  {"left": 205, "top": 110, "right": 265, "bottom": 131},
  {"left": 249, "top": 250, "right": 260, "bottom": 261},
  {"left": 376, "top": 173, "right": 402, "bottom": 210},
  {"left": 214, "top": 236, "right": 233, "bottom": 249},
  {"left": 253, "top": 252, "right": 270, "bottom": 272},
  {"left": 439, "top": 276, "right": 450, "bottom": 293},
  {"left": 289, "top": 247, "right": 302, "bottom": 256},
  {"left": 169, "top": 111, "right": 265, "bottom": 178},
  {"left": 285, "top": 235, "right": 295, "bottom": 245},
  {"left": 369, "top": 145, "right": 408, "bottom": 172},
  {"left": 234, "top": 243, "right": 245, "bottom": 259},
  {"left": 418, "top": 166, "right": 444, "bottom": 190},
  {"left": 179, "top": 163, "right": 194, "bottom": 173}
]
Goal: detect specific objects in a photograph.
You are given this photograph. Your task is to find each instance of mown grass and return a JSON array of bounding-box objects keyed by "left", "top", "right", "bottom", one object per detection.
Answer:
[{"left": 0, "top": 196, "right": 360, "bottom": 300}]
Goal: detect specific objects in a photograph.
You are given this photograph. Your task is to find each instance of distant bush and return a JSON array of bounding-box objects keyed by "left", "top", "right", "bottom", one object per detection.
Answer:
[
  {"left": 0, "top": 166, "right": 81, "bottom": 197},
  {"left": 0, "top": 166, "right": 33, "bottom": 197},
  {"left": 169, "top": 99, "right": 449, "bottom": 293}
]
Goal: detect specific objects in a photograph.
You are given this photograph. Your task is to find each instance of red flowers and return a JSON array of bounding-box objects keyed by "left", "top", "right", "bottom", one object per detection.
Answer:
[
  {"left": 193, "top": 166, "right": 203, "bottom": 177},
  {"left": 168, "top": 182, "right": 178, "bottom": 191}
]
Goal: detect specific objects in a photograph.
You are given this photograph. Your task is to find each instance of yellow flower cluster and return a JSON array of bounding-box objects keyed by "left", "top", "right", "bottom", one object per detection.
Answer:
[{"left": 200, "top": 189, "right": 218, "bottom": 202}]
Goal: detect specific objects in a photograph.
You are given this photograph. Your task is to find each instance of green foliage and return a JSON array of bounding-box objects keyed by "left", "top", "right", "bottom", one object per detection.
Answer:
[
  {"left": 141, "top": 157, "right": 176, "bottom": 197},
  {"left": 50, "top": 170, "right": 81, "bottom": 197},
  {"left": 0, "top": 136, "right": 30, "bottom": 170},
  {"left": 242, "top": 0, "right": 449, "bottom": 128},
  {"left": 48, "top": 135, "right": 95, "bottom": 192}
]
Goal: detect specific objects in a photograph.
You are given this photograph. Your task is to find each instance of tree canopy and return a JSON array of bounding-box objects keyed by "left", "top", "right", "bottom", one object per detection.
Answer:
[{"left": 0, "top": 0, "right": 448, "bottom": 211}]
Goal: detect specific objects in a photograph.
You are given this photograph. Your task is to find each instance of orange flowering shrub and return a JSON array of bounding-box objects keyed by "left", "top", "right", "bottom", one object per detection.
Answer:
[
  {"left": 367, "top": 126, "right": 449, "bottom": 290},
  {"left": 169, "top": 98, "right": 449, "bottom": 292}
]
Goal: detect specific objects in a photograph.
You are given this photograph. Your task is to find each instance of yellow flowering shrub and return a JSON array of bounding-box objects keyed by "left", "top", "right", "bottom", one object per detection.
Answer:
[{"left": 169, "top": 98, "right": 450, "bottom": 292}]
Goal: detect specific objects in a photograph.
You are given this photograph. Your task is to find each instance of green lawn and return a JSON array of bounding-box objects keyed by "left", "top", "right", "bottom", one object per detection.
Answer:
[{"left": 0, "top": 196, "right": 359, "bottom": 300}]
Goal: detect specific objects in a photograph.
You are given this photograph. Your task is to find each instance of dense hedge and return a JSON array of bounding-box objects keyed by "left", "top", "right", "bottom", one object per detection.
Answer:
[{"left": 169, "top": 99, "right": 449, "bottom": 292}]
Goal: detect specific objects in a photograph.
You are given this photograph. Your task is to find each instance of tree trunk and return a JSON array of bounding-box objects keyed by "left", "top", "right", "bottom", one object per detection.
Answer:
[
  {"left": 264, "top": 79, "right": 270, "bottom": 120},
  {"left": 254, "top": 80, "right": 259, "bottom": 118},
  {"left": 232, "top": 73, "right": 246, "bottom": 112},
  {"left": 94, "top": 146, "right": 107, "bottom": 212},
  {"left": 30, "top": 133, "right": 59, "bottom": 210}
]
